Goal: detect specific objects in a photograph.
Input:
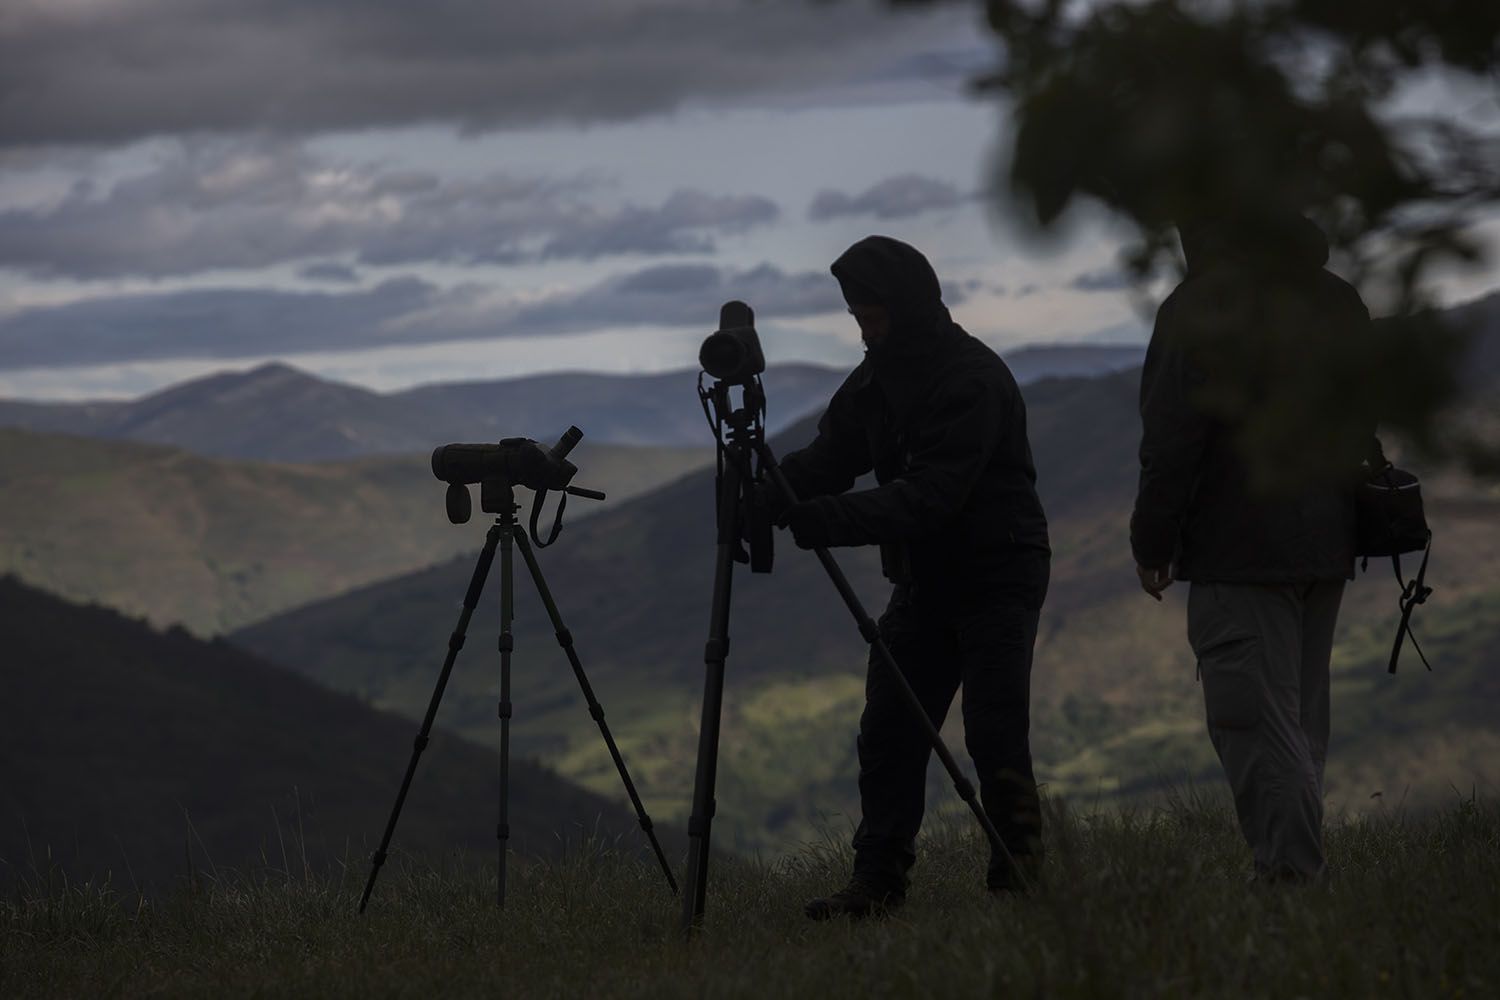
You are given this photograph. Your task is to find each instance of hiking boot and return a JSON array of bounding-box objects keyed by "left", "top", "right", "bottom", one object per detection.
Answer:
[
  {"left": 1247, "top": 865, "right": 1321, "bottom": 888},
  {"left": 987, "top": 854, "right": 1042, "bottom": 896},
  {"left": 804, "top": 875, "right": 905, "bottom": 921}
]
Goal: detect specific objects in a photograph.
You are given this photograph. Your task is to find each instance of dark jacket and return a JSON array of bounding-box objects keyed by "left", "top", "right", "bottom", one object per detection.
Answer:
[
  {"left": 780, "top": 237, "right": 1050, "bottom": 589},
  {"left": 1130, "top": 216, "right": 1373, "bottom": 583}
]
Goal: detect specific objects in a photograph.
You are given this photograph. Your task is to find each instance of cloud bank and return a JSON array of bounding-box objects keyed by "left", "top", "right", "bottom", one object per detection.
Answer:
[
  {"left": 0, "top": 0, "right": 979, "bottom": 148},
  {"left": 0, "top": 262, "right": 865, "bottom": 369},
  {"left": 809, "top": 174, "right": 968, "bottom": 221},
  {"left": 0, "top": 141, "right": 779, "bottom": 279}
]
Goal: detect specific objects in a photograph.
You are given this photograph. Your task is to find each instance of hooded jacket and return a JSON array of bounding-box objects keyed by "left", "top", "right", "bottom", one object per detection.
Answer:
[
  {"left": 779, "top": 236, "right": 1050, "bottom": 589},
  {"left": 1130, "top": 215, "right": 1373, "bottom": 582}
]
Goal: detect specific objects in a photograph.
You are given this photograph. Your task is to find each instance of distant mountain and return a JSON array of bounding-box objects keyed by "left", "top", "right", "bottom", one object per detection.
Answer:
[
  {"left": 393, "top": 363, "right": 854, "bottom": 450},
  {"left": 0, "top": 427, "right": 707, "bottom": 635},
  {"left": 0, "top": 345, "right": 1148, "bottom": 461},
  {"left": 996, "top": 343, "right": 1145, "bottom": 384},
  {"left": 0, "top": 576, "right": 652, "bottom": 894},
  {"left": 1447, "top": 290, "right": 1500, "bottom": 392},
  {"left": 234, "top": 363, "right": 1500, "bottom": 851},
  {"left": 0, "top": 363, "right": 411, "bottom": 461},
  {"left": 0, "top": 362, "right": 842, "bottom": 460}
]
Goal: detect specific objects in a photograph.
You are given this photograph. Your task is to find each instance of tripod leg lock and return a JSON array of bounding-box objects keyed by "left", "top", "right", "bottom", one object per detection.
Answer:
[
  {"left": 413, "top": 734, "right": 429, "bottom": 752},
  {"left": 448, "top": 631, "right": 466, "bottom": 652},
  {"left": 953, "top": 775, "right": 977, "bottom": 800},
  {"left": 687, "top": 802, "right": 716, "bottom": 835},
  {"left": 588, "top": 703, "right": 605, "bottom": 722},
  {"left": 498, "top": 633, "right": 514, "bottom": 654},
  {"left": 498, "top": 700, "right": 513, "bottom": 720},
  {"left": 497, "top": 823, "right": 510, "bottom": 841},
  {"left": 638, "top": 816, "right": 654, "bottom": 832},
  {"left": 858, "top": 617, "right": 880, "bottom": 644},
  {"left": 370, "top": 849, "right": 388, "bottom": 868},
  {"left": 704, "top": 638, "right": 729, "bottom": 663},
  {"left": 555, "top": 628, "right": 574, "bottom": 649}
]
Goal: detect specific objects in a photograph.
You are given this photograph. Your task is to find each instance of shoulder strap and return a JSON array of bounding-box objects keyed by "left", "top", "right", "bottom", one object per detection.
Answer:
[
  {"left": 529, "top": 489, "right": 569, "bottom": 548},
  {"left": 1388, "top": 532, "right": 1434, "bottom": 674}
]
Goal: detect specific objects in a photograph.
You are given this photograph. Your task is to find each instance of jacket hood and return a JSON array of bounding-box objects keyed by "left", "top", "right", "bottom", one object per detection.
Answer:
[
  {"left": 831, "top": 235, "right": 962, "bottom": 419},
  {"left": 1179, "top": 213, "right": 1329, "bottom": 276},
  {"left": 832, "top": 235, "right": 944, "bottom": 312},
  {"left": 831, "top": 236, "right": 956, "bottom": 359}
]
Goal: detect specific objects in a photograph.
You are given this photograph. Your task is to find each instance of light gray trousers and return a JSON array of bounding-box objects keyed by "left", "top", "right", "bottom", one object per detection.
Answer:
[{"left": 1186, "top": 580, "right": 1344, "bottom": 879}]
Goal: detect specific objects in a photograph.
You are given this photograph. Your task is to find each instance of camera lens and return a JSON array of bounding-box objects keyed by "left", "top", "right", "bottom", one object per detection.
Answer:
[{"left": 700, "top": 331, "right": 751, "bottom": 381}]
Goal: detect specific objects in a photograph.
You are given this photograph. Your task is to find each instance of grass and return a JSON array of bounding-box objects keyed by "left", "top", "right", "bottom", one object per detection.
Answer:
[{"left": 5, "top": 795, "right": 1497, "bottom": 999}]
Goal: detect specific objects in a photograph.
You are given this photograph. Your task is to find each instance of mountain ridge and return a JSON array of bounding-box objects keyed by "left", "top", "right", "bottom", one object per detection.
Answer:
[
  {"left": 0, "top": 345, "right": 1147, "bottom": 460},
  {"left": 0, "top": 575, "right": 656, "bottom": 894}
]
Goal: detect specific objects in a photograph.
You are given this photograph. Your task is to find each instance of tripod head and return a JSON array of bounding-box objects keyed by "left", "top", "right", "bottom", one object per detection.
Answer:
[
  {"left": 433, "top": 426, "right": 605, "bottom": 544},
  {"left": 699, "top": 301, "right": 773, "bottom": 573}
]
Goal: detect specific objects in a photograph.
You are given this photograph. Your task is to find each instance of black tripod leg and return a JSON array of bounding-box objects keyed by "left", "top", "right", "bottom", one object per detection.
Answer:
[
  {"left": 512, "top": 531, "right": 679, "bottom": 894},
  {"left": 497, "top": 522, "right": 516, "bottom": 908},
  {"left": 755, "top": 444, "right": 1028, "bottom": 891},
  {"left": 360, "top": 523, "right": 503, "bottom": 913},
  {"left": 682, "top": 453, "right": 743, "bottom": 933}
]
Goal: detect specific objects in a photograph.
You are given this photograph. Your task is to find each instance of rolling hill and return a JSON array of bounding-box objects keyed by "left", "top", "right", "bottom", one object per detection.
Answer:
[
  {"left": 0, "top": 576, "right": 656, "bottom": 894},
  {"left": 0, "top": 346, "right": 1146, "bottom": 461},
  {"left": 0, "top": 362, "right": 846, "bottom": 459},
  {"left": 233, "top": 353, "right": 1500, "bottom": 852},
  {"left": 0, "top": 427, "right": 707, "bottom": 635}
]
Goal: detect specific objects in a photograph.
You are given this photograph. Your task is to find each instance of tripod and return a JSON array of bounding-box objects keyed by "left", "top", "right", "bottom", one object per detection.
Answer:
[
  {"left": 360, "top": 481, "right": 678, "bottom": 912},
  {"left": 680, "top": 378, "right": 1024, "bottom": 932}
]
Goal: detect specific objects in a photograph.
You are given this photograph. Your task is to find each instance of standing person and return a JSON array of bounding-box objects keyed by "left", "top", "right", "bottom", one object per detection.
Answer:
[
  {"left": 1131, "top": 213, "right": 1373, "bottom": 884},
  {"left": 776, "top": 235, "right": 1051, "bottom": 919}
]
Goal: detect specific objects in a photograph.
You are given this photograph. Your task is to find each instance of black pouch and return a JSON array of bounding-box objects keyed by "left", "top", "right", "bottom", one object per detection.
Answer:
[
  {"left": 1355, "top": 438, "right": 1434, "bottom": 674},
  {"left": 1356, "top": 439, "right": 1430, "bottom": 558}
]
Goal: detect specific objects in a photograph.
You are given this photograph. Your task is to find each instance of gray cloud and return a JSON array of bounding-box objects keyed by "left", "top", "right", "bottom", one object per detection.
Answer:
[
  {"left": 299, "top": 262, "right": 360, "bottom": 284},
  {"left": 0, "top": 140, "right": 780, "bottom": 278},
  {"left": 538, "top": 190, "right": 779, "bottom": 260},
  {"left": 0, "top": 277, "right": 444, "bottom": 369},
  {"left": 512, "top": 263, "right": 848, "bottom": 333},
  {"left": 0, "top": 263, "right": 853, "bottom": 370},
  {"left": 809, "top": 174, "right": 968, "bottom": 221},
  {"left": 1069, "top": 269, "right": 1133, "bottom": 292},
  {"left": 0, "top": 1, "right": 977, "bottom": 148}
]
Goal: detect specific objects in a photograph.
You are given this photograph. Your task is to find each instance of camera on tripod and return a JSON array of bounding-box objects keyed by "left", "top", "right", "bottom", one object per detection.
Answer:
[
  {"left": 431, "top": 427, "right": 604, "bottom": 528},
  {"left": 361, "top": 423, "right": 677, "bottom": 913},
  {"left": 698, "top": 302, "right": 775, "bottom": 574}
]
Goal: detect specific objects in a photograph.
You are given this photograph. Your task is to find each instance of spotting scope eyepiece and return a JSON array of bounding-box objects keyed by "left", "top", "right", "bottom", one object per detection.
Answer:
[{"left": 699, "top": 300, "right": 765, "bottom": 384}]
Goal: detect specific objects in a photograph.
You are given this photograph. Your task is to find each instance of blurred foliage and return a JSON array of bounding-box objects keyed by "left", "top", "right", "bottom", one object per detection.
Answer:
[
  {"left": 965, "top": 1, "right": 1499, "bottom": 296},
  {"left": 901, "top": 0, "right": 1500, "bottom": 463}
]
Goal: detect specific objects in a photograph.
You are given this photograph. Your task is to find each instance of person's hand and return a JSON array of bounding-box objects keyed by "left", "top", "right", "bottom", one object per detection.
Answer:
[
  {"left": 1136, "top": 564, "right": 1173, "bottom": 601},
  {"left": 754, "top": 480, "right": 793, "bottom": 527},
  {"left": 784, "top": 500, "right": 832, "bottom": 550}
]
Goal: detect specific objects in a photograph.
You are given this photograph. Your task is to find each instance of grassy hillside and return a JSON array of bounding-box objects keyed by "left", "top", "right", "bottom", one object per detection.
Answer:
[
  {"left": 0, "top": 427, "right": 707, "bottom": 634},
  {"left": 4, "top": 799, "right": 1497, "bottom": 998},
  {"left": 0, "top": 577, "right": 658, "bottom": 894},
  {"left": 234, "top": 364, "right": 1500, "bottom": 852}
]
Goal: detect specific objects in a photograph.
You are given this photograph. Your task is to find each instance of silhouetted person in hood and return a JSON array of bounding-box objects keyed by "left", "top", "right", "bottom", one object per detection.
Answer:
[
  {"left": 776, "top": 235, "right": 1051, "bottom": 919},
  {"left": 1131, "top": 213, "right": 1373, "bottom": 883}
]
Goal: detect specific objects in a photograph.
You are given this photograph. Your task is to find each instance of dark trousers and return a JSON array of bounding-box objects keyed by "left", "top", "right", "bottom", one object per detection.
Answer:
[{"left": 852, "top": 560, "right": 1048, "bottom": 889}]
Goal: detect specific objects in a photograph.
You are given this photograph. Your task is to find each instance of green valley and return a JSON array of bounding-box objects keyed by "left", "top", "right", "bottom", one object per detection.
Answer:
[
  {"left": 234, "top": 371, "right": 1500, "bottom": 853},
  {"left": 0, "top": 427, "right": 707, "bottom": 635}
]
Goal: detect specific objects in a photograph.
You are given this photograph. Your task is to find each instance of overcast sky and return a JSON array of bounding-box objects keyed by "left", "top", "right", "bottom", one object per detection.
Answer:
[{"left": 0, "top": 0, "right": 1495, "bottom": 400}]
